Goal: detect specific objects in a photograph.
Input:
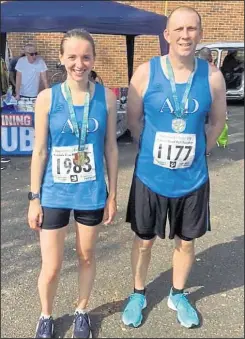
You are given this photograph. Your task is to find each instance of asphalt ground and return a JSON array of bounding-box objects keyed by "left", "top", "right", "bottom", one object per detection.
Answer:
[{"left": 1, "top": 103, "right": 244, "bottom": 338}]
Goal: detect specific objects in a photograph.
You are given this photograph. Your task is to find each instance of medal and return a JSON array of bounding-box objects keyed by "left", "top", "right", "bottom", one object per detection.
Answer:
[
  {"left": 64, "top": 81, "right": 90, "bottom": 163},
  {"left": 74, "top": 151, "right": 85, "bottom": 166},
  {"left": 172, "top": 118, "right": 186, "bottom": 133},
  {"left": 166, "top": 56, "right": 197, "bottom": 133}
]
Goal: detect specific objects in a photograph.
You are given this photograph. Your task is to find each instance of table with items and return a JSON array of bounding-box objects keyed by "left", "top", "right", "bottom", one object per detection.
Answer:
[{"left": 1, "top": 87, "right": 129, "bottom": 156}]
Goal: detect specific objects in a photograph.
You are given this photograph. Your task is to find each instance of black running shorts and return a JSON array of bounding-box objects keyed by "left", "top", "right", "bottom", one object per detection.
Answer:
[
  {"left": 41, "top": 207, "right": 104, "bottom": 230},
  {"left": 126, "top": 175, "right": 211, "bottom": 240}
]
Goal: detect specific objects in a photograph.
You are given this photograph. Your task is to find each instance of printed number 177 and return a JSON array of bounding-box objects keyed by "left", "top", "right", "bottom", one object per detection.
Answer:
[{"left": 158, "top": 144, "right": 192, "bottom": 161}]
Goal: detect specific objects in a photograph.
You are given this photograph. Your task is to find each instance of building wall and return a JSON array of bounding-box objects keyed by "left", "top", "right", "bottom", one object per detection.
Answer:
[{"left": 7, "top": 1, "right": 244, "bottom": 87}]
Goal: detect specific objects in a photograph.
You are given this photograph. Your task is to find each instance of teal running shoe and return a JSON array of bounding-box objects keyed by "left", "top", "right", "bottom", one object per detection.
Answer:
[
  {"left": 122, "top": 293, "right": 147, "bottom": 327},
  {"left": 168, "top": 288, "right": 199, "bottom": 328}
]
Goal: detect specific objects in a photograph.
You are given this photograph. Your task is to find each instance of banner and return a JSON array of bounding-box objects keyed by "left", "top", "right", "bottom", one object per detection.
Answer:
[{"left": 1, "top": 111, "right": 34, "bottom": 155}]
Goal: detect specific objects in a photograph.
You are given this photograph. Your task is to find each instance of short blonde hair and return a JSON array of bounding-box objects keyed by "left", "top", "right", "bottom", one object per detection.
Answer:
[
  {"left": 167, "top": 6, "right": 202, "bottom": 29},
  {"left": 24, "top": 44, "right": 36, "bottom": 53}
]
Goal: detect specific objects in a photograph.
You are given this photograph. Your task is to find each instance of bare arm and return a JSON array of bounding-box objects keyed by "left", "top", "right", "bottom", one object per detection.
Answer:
[
  {"left": 102, "top": 88, "right": 118, "bottom": 225},
  {"left": 28, "top": 88, "right": 51, "bottom": 229},
  {"left": 40, "top": 71, "right": 49, "bottom": 89},
  {"left": 9, "top": 72, "right": 16, "bottom": 87},
  {"left": 15, "top": 71, "right": 22, "bottom": 99},
  {"left": 206, "top": 65, "right": 227, "bottom": 153},
  {"left": 30, "top": 88, "right": 51, "bottom": 194},
  {"left": 127, "top": 62, "right": 150, "bottom": 144},
  {"left": 104, "top": 88, "right": 118, "bottom": 200}
]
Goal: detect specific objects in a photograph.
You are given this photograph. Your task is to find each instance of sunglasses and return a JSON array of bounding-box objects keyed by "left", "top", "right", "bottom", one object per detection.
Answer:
[{"left": 28, "top": 52, "right": 38, "bottom": 56}]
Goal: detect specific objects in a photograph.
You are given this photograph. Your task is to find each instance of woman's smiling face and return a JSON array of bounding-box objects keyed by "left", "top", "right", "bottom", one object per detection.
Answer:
[{"left": 60, "top": 37, "right": 95, "bottom": 83}]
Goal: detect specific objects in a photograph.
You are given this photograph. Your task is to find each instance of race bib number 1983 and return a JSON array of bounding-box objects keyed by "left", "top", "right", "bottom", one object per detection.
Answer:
[
  {"left": 52, "top": 144, "right": 96, "bottom": 183},
  {"left": 153, "top": 132, "right": 196, "bottom": 169}
]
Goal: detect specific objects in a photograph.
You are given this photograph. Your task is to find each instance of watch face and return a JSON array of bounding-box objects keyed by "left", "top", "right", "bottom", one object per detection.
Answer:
[
  {"left": 28, "top": 192, "right": 40, "bottom": 200},
  {"left": 28, "top": 192, "right": 33, "bottom": 200}
]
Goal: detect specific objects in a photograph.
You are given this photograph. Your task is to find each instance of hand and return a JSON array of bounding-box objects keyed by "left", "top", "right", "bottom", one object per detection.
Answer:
[
  {"left": 28, "top": 200, "right": 43, "bottom": 231},
  {"left": 15, "top": 94, "right": 20, "bottom": 101},
  {"left": 103, "top": 197, "right": 117, "bottom": 225}
]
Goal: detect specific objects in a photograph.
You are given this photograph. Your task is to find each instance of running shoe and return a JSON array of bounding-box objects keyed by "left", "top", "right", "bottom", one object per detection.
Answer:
[
  {"left": 122, "top": 293, "right": 147, "bottom": 327},
  {"left": 168, "top": 288, "right": 199, "bottom": 328},
  {"left": 72, "top": 312, "right": 92, "bottom": 338},
  {"left": 1, "top": 157, "right": 10, "bottom": 163},
  {"left": 35, "top": 316, "right": 54, "bottom": 338}
]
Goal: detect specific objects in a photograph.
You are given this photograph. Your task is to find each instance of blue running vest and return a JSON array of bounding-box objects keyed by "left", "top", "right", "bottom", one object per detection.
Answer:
[
  {"left": 41, "top": 83, "right": 107, "bottom": 210},
  {"left": 135, "top": 56, "right": 212, "bottom": 198}
]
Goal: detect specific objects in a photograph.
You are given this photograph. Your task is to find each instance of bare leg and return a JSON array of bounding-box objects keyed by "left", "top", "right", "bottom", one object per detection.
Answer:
[
  {"left": 122, "top": 235, "right": 156, "bottom": 327},
  {"left": 75, "top": 223, "right": 101, "bottom": 310},
  {"left": 172, "top": 236, "right": 195, "bottom": 289},
  {"left": 132, "top": 235, "right": 156, "bottom": 290},
  {"left": 38, "top": 227, "right": 68, "bottom": 315}
]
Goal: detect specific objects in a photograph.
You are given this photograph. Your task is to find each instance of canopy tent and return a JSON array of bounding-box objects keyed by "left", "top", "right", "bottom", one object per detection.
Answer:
[{"left": 1, "top": 0, "right": 168, "bottom": 82}]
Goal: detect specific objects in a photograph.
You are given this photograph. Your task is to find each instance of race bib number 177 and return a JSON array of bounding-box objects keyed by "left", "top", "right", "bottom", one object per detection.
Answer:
[
  {"left": 52, "top": 144, "right": 96, "bottom": 183},
  {"left": 153, "top": 132, "right": 196, "bottom": 169}
]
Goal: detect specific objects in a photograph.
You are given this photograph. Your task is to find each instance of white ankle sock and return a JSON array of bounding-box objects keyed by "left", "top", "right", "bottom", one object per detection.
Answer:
[
  {"left": 75, "top": 308, "right": 87, "bottom": 314},
  {"left": 40, "top": 313, "right": 51, "bottom": 319}
]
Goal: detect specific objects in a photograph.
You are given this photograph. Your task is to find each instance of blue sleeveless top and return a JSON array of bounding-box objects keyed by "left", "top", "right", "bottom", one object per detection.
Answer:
[
  {"left": 41, "top": 83, "right": 108, "bottom": 210},
  {"left": 135, "top": 56, "right": 212, "bottom": 198}
]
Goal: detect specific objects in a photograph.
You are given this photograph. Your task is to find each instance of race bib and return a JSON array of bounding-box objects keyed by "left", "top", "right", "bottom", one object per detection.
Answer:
[
  {"left": 52, "top": 144, "right": 96, "bottom": 183},
  {"left": 153, "top": 132, "right": 196, "bottom": 169}
]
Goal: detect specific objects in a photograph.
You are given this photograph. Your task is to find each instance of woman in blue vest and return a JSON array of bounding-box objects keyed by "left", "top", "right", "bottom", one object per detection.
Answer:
[{"left": 27, "top": 28, "right": 118, "bottom": 338}]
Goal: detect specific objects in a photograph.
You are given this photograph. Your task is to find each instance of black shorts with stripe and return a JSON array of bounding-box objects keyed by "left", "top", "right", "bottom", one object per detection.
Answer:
[{"left": 126, "top": 175, "right": 211, "bottom": 241}]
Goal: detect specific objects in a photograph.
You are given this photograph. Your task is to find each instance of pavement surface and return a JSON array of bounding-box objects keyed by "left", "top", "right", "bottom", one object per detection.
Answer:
[{"left": 1, "top": 103, "right": 244, "bottom": 338}]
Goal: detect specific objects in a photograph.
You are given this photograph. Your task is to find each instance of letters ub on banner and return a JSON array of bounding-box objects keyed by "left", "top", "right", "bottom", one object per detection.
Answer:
[{"left": 1, "top": 111, "right": 34, "bottom": 155}]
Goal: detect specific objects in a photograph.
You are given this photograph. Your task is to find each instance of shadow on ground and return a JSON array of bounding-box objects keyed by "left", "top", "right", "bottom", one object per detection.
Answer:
[{"left": 86, "top": 235, "right": 244, "bottom": 338}]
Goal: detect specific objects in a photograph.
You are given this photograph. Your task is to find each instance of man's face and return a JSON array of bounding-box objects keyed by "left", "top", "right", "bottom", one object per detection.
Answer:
[
  {"left": 164, "top": 10, "right": 203, "bottom": 58},
  {"left": 25, "top": 47, "right": 38, "bottom": 63}
]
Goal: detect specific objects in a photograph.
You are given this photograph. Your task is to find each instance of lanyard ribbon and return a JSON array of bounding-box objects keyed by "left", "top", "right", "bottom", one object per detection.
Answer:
[
  {"left": 166, "top": 56, "right": 197, "bottom": 119},
  {"left": 64, "top": 81, "right": 90, "bottom": 152}
]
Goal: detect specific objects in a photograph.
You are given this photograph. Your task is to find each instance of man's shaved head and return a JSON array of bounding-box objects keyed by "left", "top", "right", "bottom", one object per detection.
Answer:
[
  {"left": 167, "top": 6, "right": 202, "bottom": 29},
  {"left": 163, "top": 5, "right": 203, "bottom": 59}
]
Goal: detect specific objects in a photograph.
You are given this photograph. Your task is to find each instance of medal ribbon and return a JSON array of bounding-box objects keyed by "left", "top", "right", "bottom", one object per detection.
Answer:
[
  {"left": 166, "top": 55, "right": 197, "bottom": 119},
  {"left": 64, "top": 81, "right": 90, "bottom": 152}
]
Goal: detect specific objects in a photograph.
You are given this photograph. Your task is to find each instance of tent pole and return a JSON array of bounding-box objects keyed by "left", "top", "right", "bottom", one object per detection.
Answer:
[
  {"left": 159, "top": 34, "right": 169, "bottom": 56},
  {"left": 0, "top": 33, "right": 7, "bottom": 59},
  {"left": 126, "top": 35, "right": 135, "bottom": 84}
]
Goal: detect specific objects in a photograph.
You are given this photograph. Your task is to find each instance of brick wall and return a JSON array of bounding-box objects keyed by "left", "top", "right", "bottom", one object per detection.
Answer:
[{"left": 7, "top": 1, "right": 244, "bottom": 87}]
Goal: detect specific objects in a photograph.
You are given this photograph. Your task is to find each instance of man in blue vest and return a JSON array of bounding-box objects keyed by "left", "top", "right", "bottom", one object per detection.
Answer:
[{"left": 122, "top": 6, "right": 226, "bottom": 329}]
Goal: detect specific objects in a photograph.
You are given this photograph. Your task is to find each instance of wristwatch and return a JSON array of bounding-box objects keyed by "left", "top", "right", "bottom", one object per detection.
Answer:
[{"left": 28, "top": 192, "right": 40, "bottom": 201}]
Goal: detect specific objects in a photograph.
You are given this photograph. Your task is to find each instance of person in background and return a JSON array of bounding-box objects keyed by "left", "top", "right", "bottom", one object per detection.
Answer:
[
  {"left": 0, "top": 56, "right": 9, "bottom": 95},
  {"left": 0, "top": 56, "right": 11, "bottom": 169},
  {"left": 15, "top": 44, "right": 49, "bottom": 100},
  {"left": 221, "top": 50, "right": 240, "bottom": 75},
  {"left": 199, "top": 46, "right": 228, "bottom": 150},
  {"left": 89, "top": 70, "right": 103, "bottom": 84},
  {"left": 1, "top": 157, "right": 11, "bottom": 170},
  {"left": 199, "top": 47, "right": 214, "bottom": 65},
  {"left": 199, "top": 46, "right": 215, "bottom": 130},
  {"left": 9, "top": 53, "right": 25, "bottom": 95}
]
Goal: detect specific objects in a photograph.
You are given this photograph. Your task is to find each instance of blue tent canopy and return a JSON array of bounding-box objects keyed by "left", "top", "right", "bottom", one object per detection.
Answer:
[
  {"left": 1, "top": 1, "right": 168, "bottom": 81},
  {"left": 1, "top": 0, "right": 167, "bottom": 35}
]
